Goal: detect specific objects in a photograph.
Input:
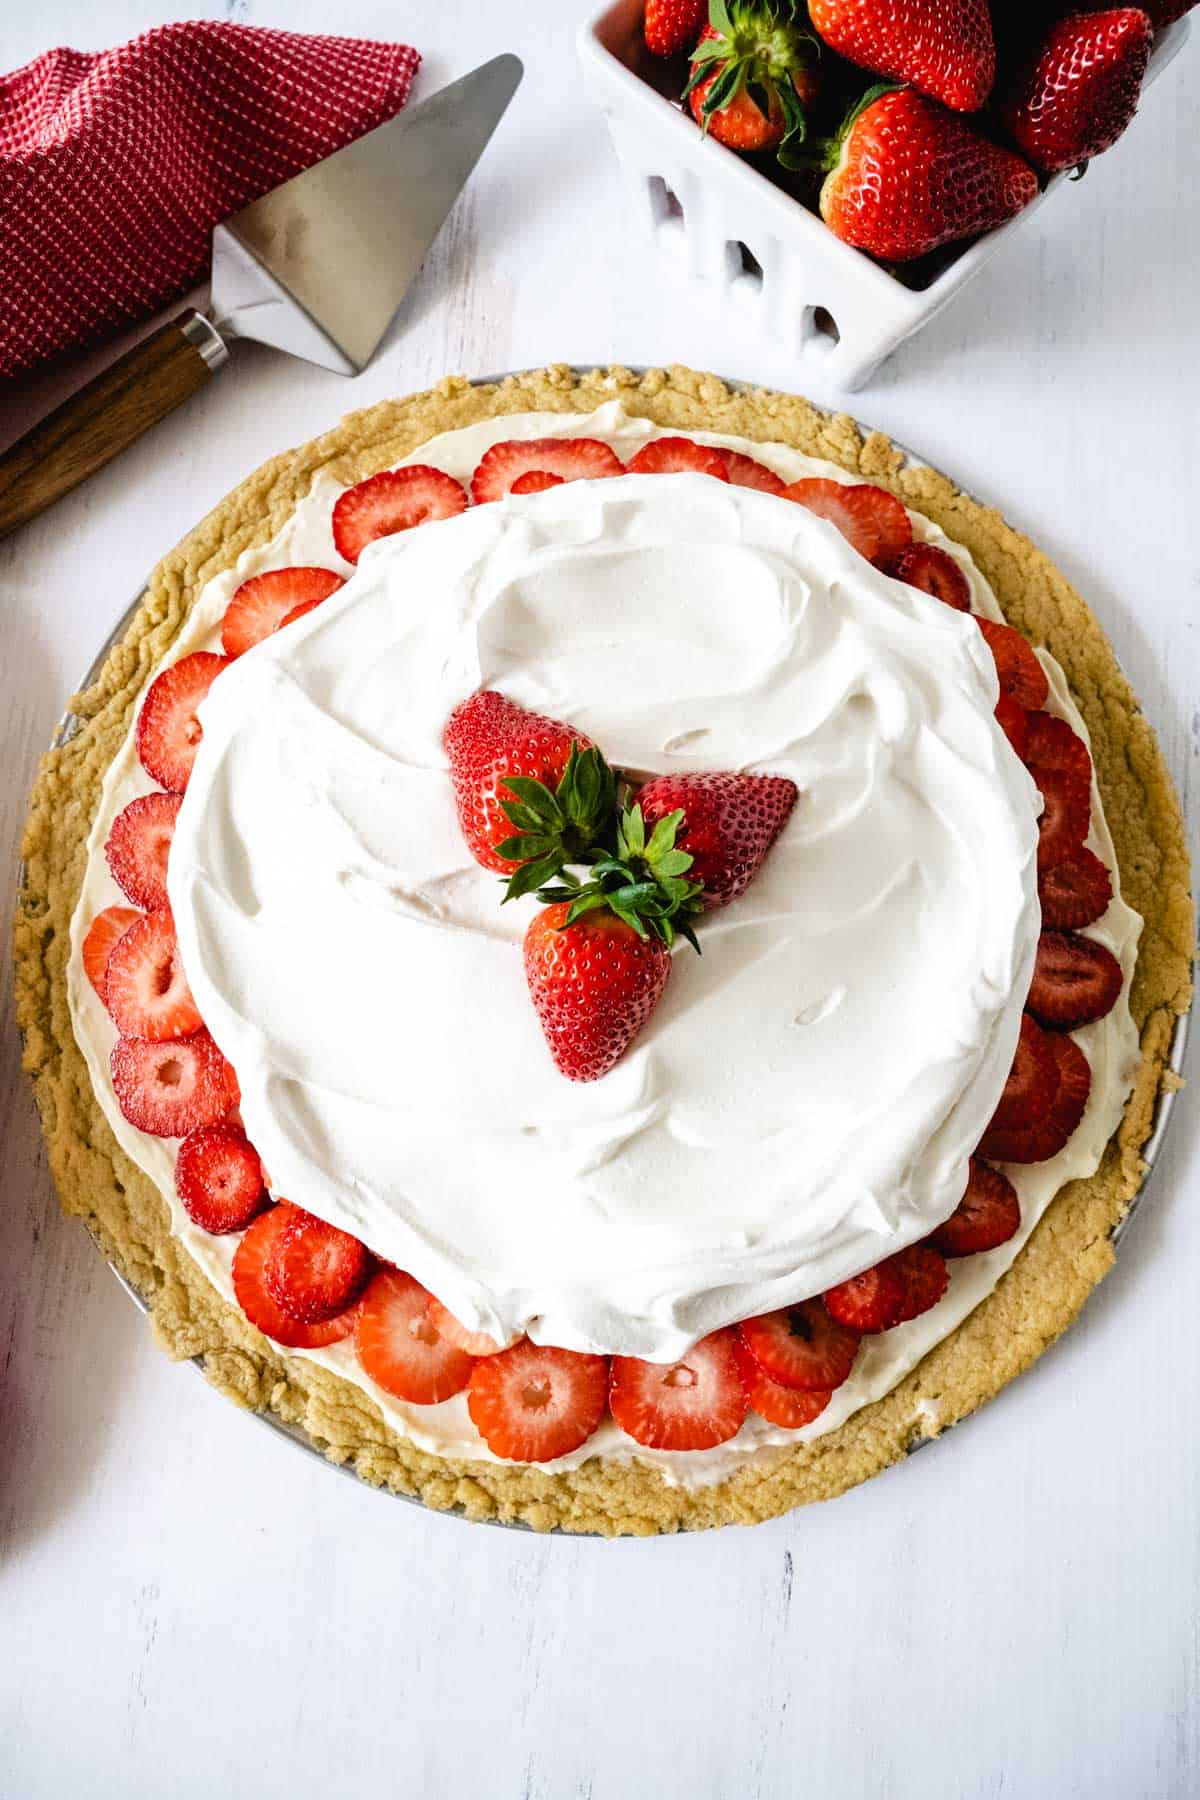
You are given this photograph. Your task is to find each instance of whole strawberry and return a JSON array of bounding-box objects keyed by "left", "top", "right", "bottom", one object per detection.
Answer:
[
  {"left": 443, "top": 689, "right": 614, "bottom": 889},
  {"left": 1053, "top": 0, "right": 1192, "bottom": 26},
  {"left": 645, "top": 0, "right": 707, "bottom": 56},
  {"left": 637, "top": 771, "right": 798, "bottom": 908},
  {"left": 808, "top": 0, "right": 996, "bottom": 112},
  {"left": 820, "top": 86, "right": 1039, "bottom": 262},
  {"left": 686, "top": 1, "right": 819, "bottom": 165},
  {"left": 1000, "top": 9, "right": 1153, "bottom": 174}
]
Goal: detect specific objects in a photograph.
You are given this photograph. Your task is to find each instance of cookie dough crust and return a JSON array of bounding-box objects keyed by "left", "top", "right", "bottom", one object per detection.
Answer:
[{"left": 15, "top": 364, "right": 1194, "bottom": 1535}]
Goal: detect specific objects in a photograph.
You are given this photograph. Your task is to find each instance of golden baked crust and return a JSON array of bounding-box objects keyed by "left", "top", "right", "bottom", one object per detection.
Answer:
[{"left": 14, "top": 364, "right": 1194, "bottom": 1534}]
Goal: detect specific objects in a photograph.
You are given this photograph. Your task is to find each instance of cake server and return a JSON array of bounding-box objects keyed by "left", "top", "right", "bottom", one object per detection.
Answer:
[{"left": 0, "top": 54, "right": 523, "bottom": 540}]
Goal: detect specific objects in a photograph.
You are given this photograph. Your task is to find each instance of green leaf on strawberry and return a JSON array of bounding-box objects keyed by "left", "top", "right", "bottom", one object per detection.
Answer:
[{"left": 496, "top": 742, "right": 618, "bottom": 902}]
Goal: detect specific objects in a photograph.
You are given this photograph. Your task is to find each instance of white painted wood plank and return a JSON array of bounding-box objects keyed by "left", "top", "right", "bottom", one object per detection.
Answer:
[{"left": 1, "top": 3, "right": 1197, "bottom": 1798}]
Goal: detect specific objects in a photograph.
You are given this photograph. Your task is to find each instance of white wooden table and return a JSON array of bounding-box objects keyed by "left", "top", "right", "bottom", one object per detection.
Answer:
[{"left": 2, "top": 4, "right": 1197, "bottom": 1795}]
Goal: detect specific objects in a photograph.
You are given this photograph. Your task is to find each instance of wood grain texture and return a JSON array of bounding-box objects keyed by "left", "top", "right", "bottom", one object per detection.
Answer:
[
  {"left": 0, "top": 314, "right": 215, "bottom": 539},
  {"left": 1, "top": 2, "right": 1198, "bottom": 1797}
]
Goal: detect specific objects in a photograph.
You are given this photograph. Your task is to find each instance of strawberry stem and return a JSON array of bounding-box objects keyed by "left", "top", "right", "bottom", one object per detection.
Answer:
[
  {"left": 535, "top": 799, "right": 704, "bottom": 951},
  {"left": 497, "top": 742, "right": 618, "bottom": 901}
]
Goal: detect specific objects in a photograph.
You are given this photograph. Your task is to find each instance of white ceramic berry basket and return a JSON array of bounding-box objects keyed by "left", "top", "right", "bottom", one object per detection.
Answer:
[
  {"left": 577, "top": 1, "right": 1192, "bottom": 390},
  {"left": 20, "top": 368, "right": 1192, "bottom": 1530}
]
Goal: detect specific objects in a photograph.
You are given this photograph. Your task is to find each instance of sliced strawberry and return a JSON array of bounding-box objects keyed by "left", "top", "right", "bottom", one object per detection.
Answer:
[
  {"left": 1034, "top": 766, "right": 1091, "bottom": 871},
  {"left": 988, "top": 1010, "right": 1059, "bottom": 1133},
  {"left": 995, "top": 694, "right": 1029, "bottom": 758},
  {"left": 509, "top": 470, "right": 564, "bottom": 495},
  {"left": 1039, "top": 847, "right": 1113, "bottom": 931},
  {"left": 927, "top": 1159, "right": 1020, "bottom": 1258},
  {"left": 979, "top": 1030, "right": 1091, "bottom": 1164},
  {"left": 262, "top": 1203, "right": 372, "bottom": 1323},
  {"left": 714, "top": 447, "right": 785, "bottom": 494},
  {"left": 976, "top": 618, "right": 1049, "bottom": 711},
  {"left": 426, "top": 1299, "right": 506, "bottom": 1357},
  {"left": 110, "top": 1029, "right": 238, "bottom": 1138},
  {"left": 467, "top": 1340, "right": 609, "bottom": 1461},
  {"left": 823, "top": 1258, "right": 906, "bottom": 1334},
  {"left": 470, "top": 437, "right": 623, "bottom": 504},
  {"left": 781, "top": 478, "right": 912, "bottom": 572},
  {"left": 220, "top": 567, "right": 344, "bottom": 657},
  {"left": 892, "top": 541, "right": 971, "bottom": 611},
  {"left": 1023, "top": 711, "right": 1092, "bottom": 789},
  {"left": 279, "top": 598, "right": 324, "bottom": 630},
  {"left": 104, "top": 791, "right": 181, "bottom": 911},
  {"left": 136, "top": 652, "right": 229, "bottom": 793},
  {"left": 892, "top": 1245, "right": 949, "bottom": 1323},
  {"left": 1026, "top": 930, "right": 1122, "bottom": 1030},
  {"left": 626, "top": 436, "right": 730, "bottom": 480},
  {"left": 332, "top": 466, "right": 468, "bottom": 563},
  {"left": 82, "top": 905, "right": 140, "bottom": 1001},
  {"left": 175, "top": 1122, "right": 266, "bottom": 1234},
  {"left": 608, "top": 1328, "right": 749, "bottom": 1451},
  {"left": 354, "top": 1269, "right": 476, "bottom": 1403},
  {"left": 732, "top": 1337, "right": 832, "bottom": 1429},
  {"left": 105, "top": 909, "right": 201, "bottom": 1042},
  {"left": 233, "top": 1205, "right": 362, "bottom": 1349},
  {"left": 737, "top": 1299, "right": 859, "bottom": 1393}
]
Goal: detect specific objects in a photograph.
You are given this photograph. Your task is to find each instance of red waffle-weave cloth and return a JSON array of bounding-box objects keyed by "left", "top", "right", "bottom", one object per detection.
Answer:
[{"left": 0, "top": 22, "right": 420, "bottom": 378}]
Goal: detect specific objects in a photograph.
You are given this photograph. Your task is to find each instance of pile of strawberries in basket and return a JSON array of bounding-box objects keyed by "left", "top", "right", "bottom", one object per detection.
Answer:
[
  {"left": 642, "top": 0, "right": 1191, "bottom": 267},
  {"left": 79, "top": 431, "right": 1125, "bottom": 1463}
]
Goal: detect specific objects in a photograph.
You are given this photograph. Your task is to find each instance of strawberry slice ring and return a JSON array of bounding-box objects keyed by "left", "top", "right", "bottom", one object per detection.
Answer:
[
  {"left": 332, "top": 465, "right": 468, "bottom": 563},
  {"left": 470, "top": 437, "right": 624, "bottom": 503},
  {"left": 781, "top": 477, "right": 913, "bottom": 572}
]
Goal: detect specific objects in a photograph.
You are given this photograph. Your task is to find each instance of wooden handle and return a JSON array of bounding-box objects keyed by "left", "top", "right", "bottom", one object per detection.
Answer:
[{"left": 0, "top": 313, "right": 226, "bottom": 540}]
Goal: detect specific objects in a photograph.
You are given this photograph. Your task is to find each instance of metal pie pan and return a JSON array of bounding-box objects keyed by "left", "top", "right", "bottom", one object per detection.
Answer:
[{"left": 34, "top": 368, "right": 1193, "bottom": 1529}]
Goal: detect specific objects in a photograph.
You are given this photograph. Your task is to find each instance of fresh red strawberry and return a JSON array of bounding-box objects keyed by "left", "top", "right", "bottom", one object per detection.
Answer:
[
  {"left": 354, "top": 1268, "right": 476, "bottom": 1403},
  {"left": 220, "top": 567, "right": 344, "bottom": 657},
  {"left": 979, "top": 1029, "right": 1091, "bottom": 1162},
  {"left": 891, "top": 1245, "right": 950, "bottom": 1322},
  {"left": 105, "top": 909, "right": 201, "bottom": 1042},
  {"left": 988, "top": 1010, "right": 1059, "bottom": 1133},
  {"left": 927, "top": 1158, "right": 1021, "bottom": 1257},
  {"left": 645, "top": 0, "right": 707, "bottom": 56},
  {"left": 637, "top": 770, "right": 798, "bottom": 909},
  {"left": 820, "top": 87, "right": 1038, "bottom": 263},
  {"left": 104, "top": 791, "right": 181, "bottom": 911},
  {"left": 279, "top": 598, "right": 324, "bottom": 629},
  {"left": 1026, "top": 928, "right": 1123, "bottom": 1028},
  {"left": 470, "top": 438, "right": 623, "bottom": 504},
  {"left": 626, "top": 436, "right": 730, "bottom": 480},
  {"left": 783, "top": 478, "right": 913, "bottom": 570},
  {"left": 823, "top": 1258, "right": 907, "bottom": 1333},
  {"left": 467, "top": 1340, "right": 609, "bottom": 1461},
  {"left": 1001, "top": 9, "right": 1152, "bottom": 174},
  {"left": 426, "top": 1299, "right": 506, "bottom": 1357},
  {"left": 714, "top": 447, "right": 785, "bottom": 494},
  {"left": 82, "top": 905, "right": 139, "bottom": 1001},
  {"left": 136, "top": 651, "right": 229, "bottom": 793},
  {"left": 686, "top": 11, "right": 818, "bottom": 163},
  {"left": 175, "top": 1122, "right": 266, "bottom": 1234},
  {"left": 609, "top": 1328, "right": 749, "bottom": 1450},
  {"left": 995, "top": 694, "right": 1030, "bottom": 759},
  {"left": 262, "top": 1203, "right": 372, "bottom": 1323},
  {"left": 976, "top": 618, "right": 1050, "bottom": 711},
  {"left": 1033, "top": 765, "right": 1091, "bottom": 870},
  {"left": 732, "top": 1336, "right": 832, "bottom": 1428},
  {"left": 332, "top": 466, "right": 468, "bottom": 563},
  {"left": 1038, "top": 846, "right": 1112, "bottom": 929},
  {"left": 509, "top": 470, "right": 564, "bottom": 494},
  {"left": 737, "top": 1299, "right": 859, "bottom": 1392},
  {"left": 111, "top": 1028, "right": 238, "bottom": 1138},
  {"left": 892, "top": 541, "right": 971, "bottom": 611},
  {"left": 442, "top": 689, "right": 600, "bottom": 875},
  {"left": 809, "top": 0, "right": 996, "bottom": 110},
  {"left": 233, "top": 1206, "right": 362, "bottom": 1349},
  {"left": 524, "top": 903, "right": 672, "bottom": 1082},
  {"left": 1023, "top": 711, "right": 1092, "bottom": 788}
]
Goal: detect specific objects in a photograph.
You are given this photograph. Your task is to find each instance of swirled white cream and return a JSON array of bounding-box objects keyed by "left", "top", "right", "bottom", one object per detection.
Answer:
[{"left": 69, "top": 400, "right": 1142, "bottom": 1488}]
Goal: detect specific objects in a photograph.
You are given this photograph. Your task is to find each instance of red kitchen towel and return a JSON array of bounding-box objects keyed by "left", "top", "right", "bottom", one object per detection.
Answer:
[{"left": 0, "top": 22, "right": 420, "bottom": 378}]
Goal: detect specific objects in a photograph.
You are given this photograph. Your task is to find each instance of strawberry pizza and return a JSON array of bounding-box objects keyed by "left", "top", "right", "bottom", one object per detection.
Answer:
[{"left": 16, "top": 366, "right": 1193, "bottom": 1533}]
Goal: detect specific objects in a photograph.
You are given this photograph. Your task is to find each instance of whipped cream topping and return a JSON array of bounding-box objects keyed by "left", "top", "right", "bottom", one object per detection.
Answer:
[{"left": 68, "top": 400, "right": 1142, "bottom": 1487}]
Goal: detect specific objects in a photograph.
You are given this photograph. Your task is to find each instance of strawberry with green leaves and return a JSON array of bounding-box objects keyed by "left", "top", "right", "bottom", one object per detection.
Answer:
[{"left": 686, "top": 0, "right": 819, "bottom": 166}]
